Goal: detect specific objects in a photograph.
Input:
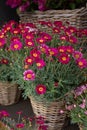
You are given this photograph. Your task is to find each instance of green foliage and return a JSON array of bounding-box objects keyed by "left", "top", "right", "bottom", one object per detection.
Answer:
[{"left": 0, "top": 20, "right": 87, "bottom": 102}]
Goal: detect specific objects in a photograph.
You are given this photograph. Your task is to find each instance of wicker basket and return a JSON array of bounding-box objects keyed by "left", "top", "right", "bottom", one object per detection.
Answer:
[
  {"left": 29, "top": 97, "right": 66, "bottom": 130},
  {"left": 0, "top": 82, "right": 21, "bottom": 106},
  {"left": 0, "top": 121, "right": 10, "bottom": 130},
  {"left": 19, "top": 7, "right": 87, "bottom": 29}
]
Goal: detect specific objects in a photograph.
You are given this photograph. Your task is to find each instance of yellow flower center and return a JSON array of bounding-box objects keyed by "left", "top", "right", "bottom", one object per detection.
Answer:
[
  {"left": 26, "top": 35, "right": 31, "bottom": 39},
  {"left": 78, "top": 61, "right": 83, "bottom": 66},
  {"left": 33, "top": 53, "right": 37, "bottom": 57},
  {"left": 39, "top": 39, "right": 44, "bottom": 43},
  {"left": 27, "top": 42, "right": 32, "bottom": 45},
  {"left": 14, "top": 31, "right": 18, "bottom": 34},
  {"left": 14, "top": 44, "right": 19, "bottom": 49},
  {"left": 27, "top": 59, "right": 32, "bottom": 63},
  {"left": 59, "top": 49, "right": 64, "bottom": 52},
  {"left": 26, "top": 74, "right": 32, "bottom": 78},
  {"left": 37, "top": 63, "right": 41, "bottom": 67},
  {"left": 39, "top": 87, "right": 43, "bottom": 92},
  {"left": 50, "top": 51, "right": 54, "bottom": 55},
  {"left": 62, "top": 57, "right": 66, "bottom": 61},
  {"left": 75, "top": 54, "right": 79, "bottom": 58}
]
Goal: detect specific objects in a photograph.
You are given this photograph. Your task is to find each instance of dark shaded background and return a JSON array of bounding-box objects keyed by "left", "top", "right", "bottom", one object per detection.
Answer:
[{"left": 0, "top": 0, "right": 19, "bottom": 27}]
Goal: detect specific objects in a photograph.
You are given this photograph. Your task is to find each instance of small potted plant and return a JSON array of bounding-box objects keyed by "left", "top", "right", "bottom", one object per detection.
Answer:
[
  {"left": 66, "top": 83, "right": 87, "bottom": 130},
  {"left": 0, "top": 20, "right": 21, "bottom": 106},
  {"left": 0, "top": 110, "right": 48, "bottom": 130},
  {"left": 0, "top": 20, "right": 87, "bottom": 129}
]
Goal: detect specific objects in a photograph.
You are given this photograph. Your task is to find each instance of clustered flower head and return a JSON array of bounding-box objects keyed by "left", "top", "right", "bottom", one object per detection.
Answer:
[
  {"left": 0, "top": 20, "right": 87, "bottom": 102},
  {"left": 0, "top": 110, "right": 48, "bottom": 130}
]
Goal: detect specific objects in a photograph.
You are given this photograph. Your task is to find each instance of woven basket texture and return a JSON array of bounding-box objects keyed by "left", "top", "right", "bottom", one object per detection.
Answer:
[
  {"left": 0, "top": 82, "right": 21, "bottom": 106},
  {"left": 30, "top": 97, "right": 66, "bottom": 130},
  {"left": 19, "top": 7, "right": 87, "bottom": 44},
  {"left": 19, "top": 7, "right": 87, "bottom": 29}
]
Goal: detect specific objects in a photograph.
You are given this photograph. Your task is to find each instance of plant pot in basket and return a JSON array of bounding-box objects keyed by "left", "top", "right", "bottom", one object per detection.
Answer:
[
  {"left": 0, "top": 82, "right": 21, "bottom": 106},
  {"left": 29, "top": 96, "right": 66, "bottom": 130}
]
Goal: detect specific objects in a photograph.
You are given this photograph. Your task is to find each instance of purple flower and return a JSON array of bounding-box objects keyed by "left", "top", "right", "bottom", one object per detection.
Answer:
[{"left": 6, "top": 0, "right": 22, "bottom": 8}]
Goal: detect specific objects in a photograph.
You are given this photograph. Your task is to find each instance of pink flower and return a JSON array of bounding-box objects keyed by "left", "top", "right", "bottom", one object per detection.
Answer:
[
  {"left": 23, "top": 33, "right": 34, "bottom": 40},
  {"left": 57, "top": 46, "right": 66, "bottom": 53},
  {"left": 1, "top": 58, "right": 9, "bottom": 64},
  {"left": 0, "top": 110, "right": 10, "bottom": 117},
  {"left": 52, "top": 27, "right": 60, "bottom": 34},
  {"left": 79, "top": 102, "right": 86, "bottom": 109},
  {"left": 25, "top": 39, "right": 34, "bottom": 47},
  {"left": 0, "top": 38, "right": 6, "bottom": 48},
  {"left": 10, "top": 41, "right": 22, "bottom": 51},
  {"left": 58, "top": 53, "right": 70, "bottom": 64},
  {"left": 36, "top": 59, "right": 46, "bottom": 69},
  {"left": 16, "top": 123, "right": 24, "bottom": 128},
  {"left": 39, "top": 44, "right": 49, "bottom": 54},
  {"left": 36, "top": 37, "right": 46, "bottom": 44},
  {"left": 69, "top": 36, "right": 78, "bottom": 44},
  {"left": 6, "top": 0, "right": 22, "bottom": 8},
  {"left": 23, "top": 69, "right": 35, "bottom": 81},
  {"left": 76, "top": 58, "right": 87, "bottom": 69},
  {"left": 48, "top": 48, "right": 58, "bottom": 56},
  {"left": 66, "top": 46, "right": 74, "bottom": 54},
  {"left": 30, "top": 49, "right": 41, "bottom": 59},
  {"left": 24, "top": 56, "right": 33, "bottom": 65},
  {"left": 35, "top": 84, "right": 46, "bottom": 95},
  {"left": 72, "top": 51, "right": 83, "bottom": 59}
]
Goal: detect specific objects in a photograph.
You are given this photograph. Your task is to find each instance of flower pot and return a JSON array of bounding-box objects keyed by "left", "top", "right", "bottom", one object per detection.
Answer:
[
  {"left": 0, "top": 81, "right": 21, "bottom": 105},
  {"left": 29, "top": 96, "right": 67, "bottom": 130}
]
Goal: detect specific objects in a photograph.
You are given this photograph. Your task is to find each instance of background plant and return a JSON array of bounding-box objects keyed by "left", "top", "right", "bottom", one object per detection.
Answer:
[
  {"left": 6, "top": 0, "right": 87, "bottom": 12},
  {"left": 66, "top": 83, "right": 87, "bottom": 130}
]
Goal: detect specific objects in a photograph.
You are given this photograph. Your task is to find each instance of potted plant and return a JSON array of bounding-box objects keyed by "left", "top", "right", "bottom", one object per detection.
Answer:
[
  {"left": 66, "top": 83, "right": 87, "bottom": 130},
  {"left": 0, "top": 20, "right": 21, "bottom": 106},
  {"left": 0, "top": 110, "right": 48, "bottom": 130},
  {"left": 0, "top": 20, "right": 87, "bottom": 129}
]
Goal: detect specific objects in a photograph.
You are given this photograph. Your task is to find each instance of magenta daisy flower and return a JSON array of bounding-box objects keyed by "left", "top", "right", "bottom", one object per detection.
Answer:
[
  {"left": 54, "top": 21, "right": 63, "bottom": 27},
  {"left": 35, "top": 84, "right": 46, "bottom": 95},
  {"left": 72, "top": 51, "right": 83, "bottom": 59},
  {"left": 23, "top": 69, "right": 35, "bottom": 81},
  {"left": 58, "top": 53, "right": 70, "bottom": 64},
  {"left": 36, "top": 59, "right": 46, "bottom": 69},
  {"left": 39, "top": 44, "right": 49, "bottom": 54},
  {"left": 1, "top": 58, "right": 9, "bottom": 64},
  {"left": 11, "top": 28, "right": 20, "bottom": 34},
  {"left": 76, "top": 58, "right": 87, "bottom": 69},
  {"left": 10, "top": 41, "right": 22, "bottom": 51},
  {"left": 0, "top": 38, "right": 6, "bottom": 48},
  {"left": 52, "top": 27, "right": 60, "bottom": 34},
  {"left": 16, "top": 123, "right": 24, "bottom": 128},
  {"left": 69, "top": 36, "right": 78, "bottom": 44},
  {"left": 60, "top": 35, "right": 68, "bottom": 41},
  {"left": 23, "top": 33, "right": 34, "bottom": 40},
  {"left": 66, "top": 46, "right": 74, "bottom": 54},
  {"left": 42, "top": 33, "right": 52, "bottom": 41},
  {"left": 30, "top": 49, "right": 41, "bottom": 59},
  {"left": 36, "top": 37, "right": 46, "bottom": 44},
  {"left": 57, "top": 46, "right": 66, "bottom": 53},
  {"left": 24, "top": 56, "right": 33, "bottom": 65},
  {"left": 48, "top": 48, "right": 58, "bottom": 56},
  {"left": 25, "top": 39, "right": 34, "bottom": 47}
]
